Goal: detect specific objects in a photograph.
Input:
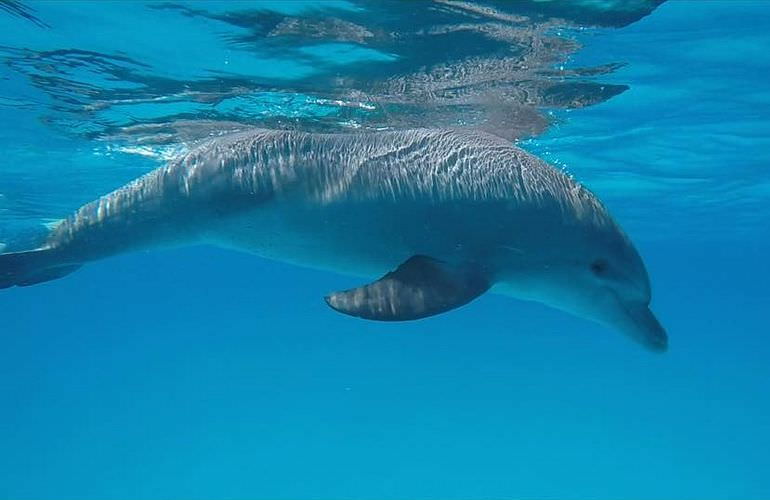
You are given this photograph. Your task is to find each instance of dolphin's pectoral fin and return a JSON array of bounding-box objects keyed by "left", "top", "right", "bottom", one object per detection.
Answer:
[{"left": 325, "top": 255, "right": 491, "bottom": 321}]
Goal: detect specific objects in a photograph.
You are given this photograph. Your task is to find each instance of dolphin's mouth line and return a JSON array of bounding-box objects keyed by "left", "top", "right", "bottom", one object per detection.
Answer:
[{"left": 619, "top": 299, "right": 668, "bottom": 353}]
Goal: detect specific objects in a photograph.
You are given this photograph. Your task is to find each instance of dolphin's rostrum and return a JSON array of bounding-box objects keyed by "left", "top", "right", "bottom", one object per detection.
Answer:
[{"left": 0, "top": 128, "right": 667, "bottom": 351}]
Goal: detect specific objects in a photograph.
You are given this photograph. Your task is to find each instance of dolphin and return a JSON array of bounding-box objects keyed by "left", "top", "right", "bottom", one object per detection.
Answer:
[{"left": 0, "top": 128, "right": 666, "bottom": 351}]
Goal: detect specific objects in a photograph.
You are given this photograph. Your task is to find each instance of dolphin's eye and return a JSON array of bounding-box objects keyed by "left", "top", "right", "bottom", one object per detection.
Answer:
[{"left": 591, "top": 259, "right": 609, "bottom": 276}]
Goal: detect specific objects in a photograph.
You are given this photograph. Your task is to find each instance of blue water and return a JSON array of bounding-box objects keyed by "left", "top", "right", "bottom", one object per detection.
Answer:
[{"left": 1, "top": 1, "right": 769, "bottom": 499}]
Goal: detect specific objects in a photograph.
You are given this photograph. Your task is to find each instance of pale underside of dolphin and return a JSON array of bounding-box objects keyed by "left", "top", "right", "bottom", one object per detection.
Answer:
[{"left": 0, "top": 128, "right": 667, "bottom": 351}]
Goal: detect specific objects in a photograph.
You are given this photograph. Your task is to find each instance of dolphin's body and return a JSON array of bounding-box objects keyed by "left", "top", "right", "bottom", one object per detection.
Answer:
[{"left": 0, "top": 128, "right": 666, "bottom": 351}]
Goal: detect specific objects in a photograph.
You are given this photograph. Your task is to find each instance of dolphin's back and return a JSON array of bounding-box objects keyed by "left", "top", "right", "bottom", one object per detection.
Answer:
[
  {"left": 171, "top": 128, "right": 610, "bottom": 215},
  {"left": 0, "top": 128, "right": 620, "bottom": 287},
  {"left": 54, "top": 127, "right": 608, "bottom": 219},
  {"left": 301, "top": 129, "right": 615, "bottom": 230},
  {"left": 200, "top": 129, "right": 625, "bottom": 276},
  {"left": 51, "top": 128, "right": 617, "bottom": 245}
]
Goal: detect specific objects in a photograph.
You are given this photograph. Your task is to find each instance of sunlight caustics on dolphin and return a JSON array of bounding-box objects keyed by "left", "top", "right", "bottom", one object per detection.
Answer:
[{"left": 0, "top": 128, "right": 667, "bottom": 351}]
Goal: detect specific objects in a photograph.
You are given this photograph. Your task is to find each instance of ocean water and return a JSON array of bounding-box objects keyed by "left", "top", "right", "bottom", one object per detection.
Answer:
[{"left": 0, "top": 1, "right": 769, "bottom": 499}]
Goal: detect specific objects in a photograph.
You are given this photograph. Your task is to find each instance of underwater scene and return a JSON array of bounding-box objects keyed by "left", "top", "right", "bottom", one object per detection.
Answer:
[{"left": 0, "top": 1, "right": 768, "bottom": 499}]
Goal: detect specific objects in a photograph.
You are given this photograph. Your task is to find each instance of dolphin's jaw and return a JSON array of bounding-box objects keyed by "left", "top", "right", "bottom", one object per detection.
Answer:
[
  {"left": 618, "top": 302, "right": 668, "bottom": 353},
  {"left": 586, "top": 288, "right": 668, "bottom": 353},
  {"left": 491, "top": 275, "right": 668, "bottom": 353}
]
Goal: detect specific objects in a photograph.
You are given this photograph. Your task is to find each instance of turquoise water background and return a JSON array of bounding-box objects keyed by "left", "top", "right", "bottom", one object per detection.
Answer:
[{"left": 1, "top": 1, "right": 769, "bottom": 499}]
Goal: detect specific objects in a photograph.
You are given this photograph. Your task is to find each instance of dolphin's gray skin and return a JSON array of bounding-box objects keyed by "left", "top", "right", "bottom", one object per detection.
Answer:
[{"left": 0, "top": 128, "right": 667, "bottom": 351}]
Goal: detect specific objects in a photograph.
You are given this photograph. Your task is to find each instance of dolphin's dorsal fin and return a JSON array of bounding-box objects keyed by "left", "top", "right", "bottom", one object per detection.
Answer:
[{"left": 325, "top": 255, "right": 490, "bottom": 321}]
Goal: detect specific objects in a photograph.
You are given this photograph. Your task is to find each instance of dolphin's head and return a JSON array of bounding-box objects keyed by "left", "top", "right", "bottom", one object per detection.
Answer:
[
  {"left": 498, "top": 214, "right": 667, "bottom": 352},
  {"left": 548, "top": 222, "right": 667, "bottom": 352},
  {"left": 567, "top": 241, "right": 667, "bottom": 352}
]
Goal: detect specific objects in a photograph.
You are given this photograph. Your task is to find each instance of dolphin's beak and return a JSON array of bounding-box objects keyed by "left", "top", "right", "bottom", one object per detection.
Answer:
[{"left": 618, "top": 302, "right": 668, "bottom": 353}]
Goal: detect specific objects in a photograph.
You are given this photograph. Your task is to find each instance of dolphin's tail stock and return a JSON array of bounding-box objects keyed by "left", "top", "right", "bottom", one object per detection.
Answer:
[{"left": 0, "top": 248, "right": 81, "bottom": 289}]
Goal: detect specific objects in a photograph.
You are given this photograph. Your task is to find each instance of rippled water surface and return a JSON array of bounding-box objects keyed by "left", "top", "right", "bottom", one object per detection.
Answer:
[{"left": 0, "top": 1, "right": 769, "bottom": 499}]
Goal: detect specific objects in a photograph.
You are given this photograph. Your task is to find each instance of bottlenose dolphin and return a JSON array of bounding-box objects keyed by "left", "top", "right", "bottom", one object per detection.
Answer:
[{"left": 0, "top": 128, "right": 667, "bottom": 351}]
